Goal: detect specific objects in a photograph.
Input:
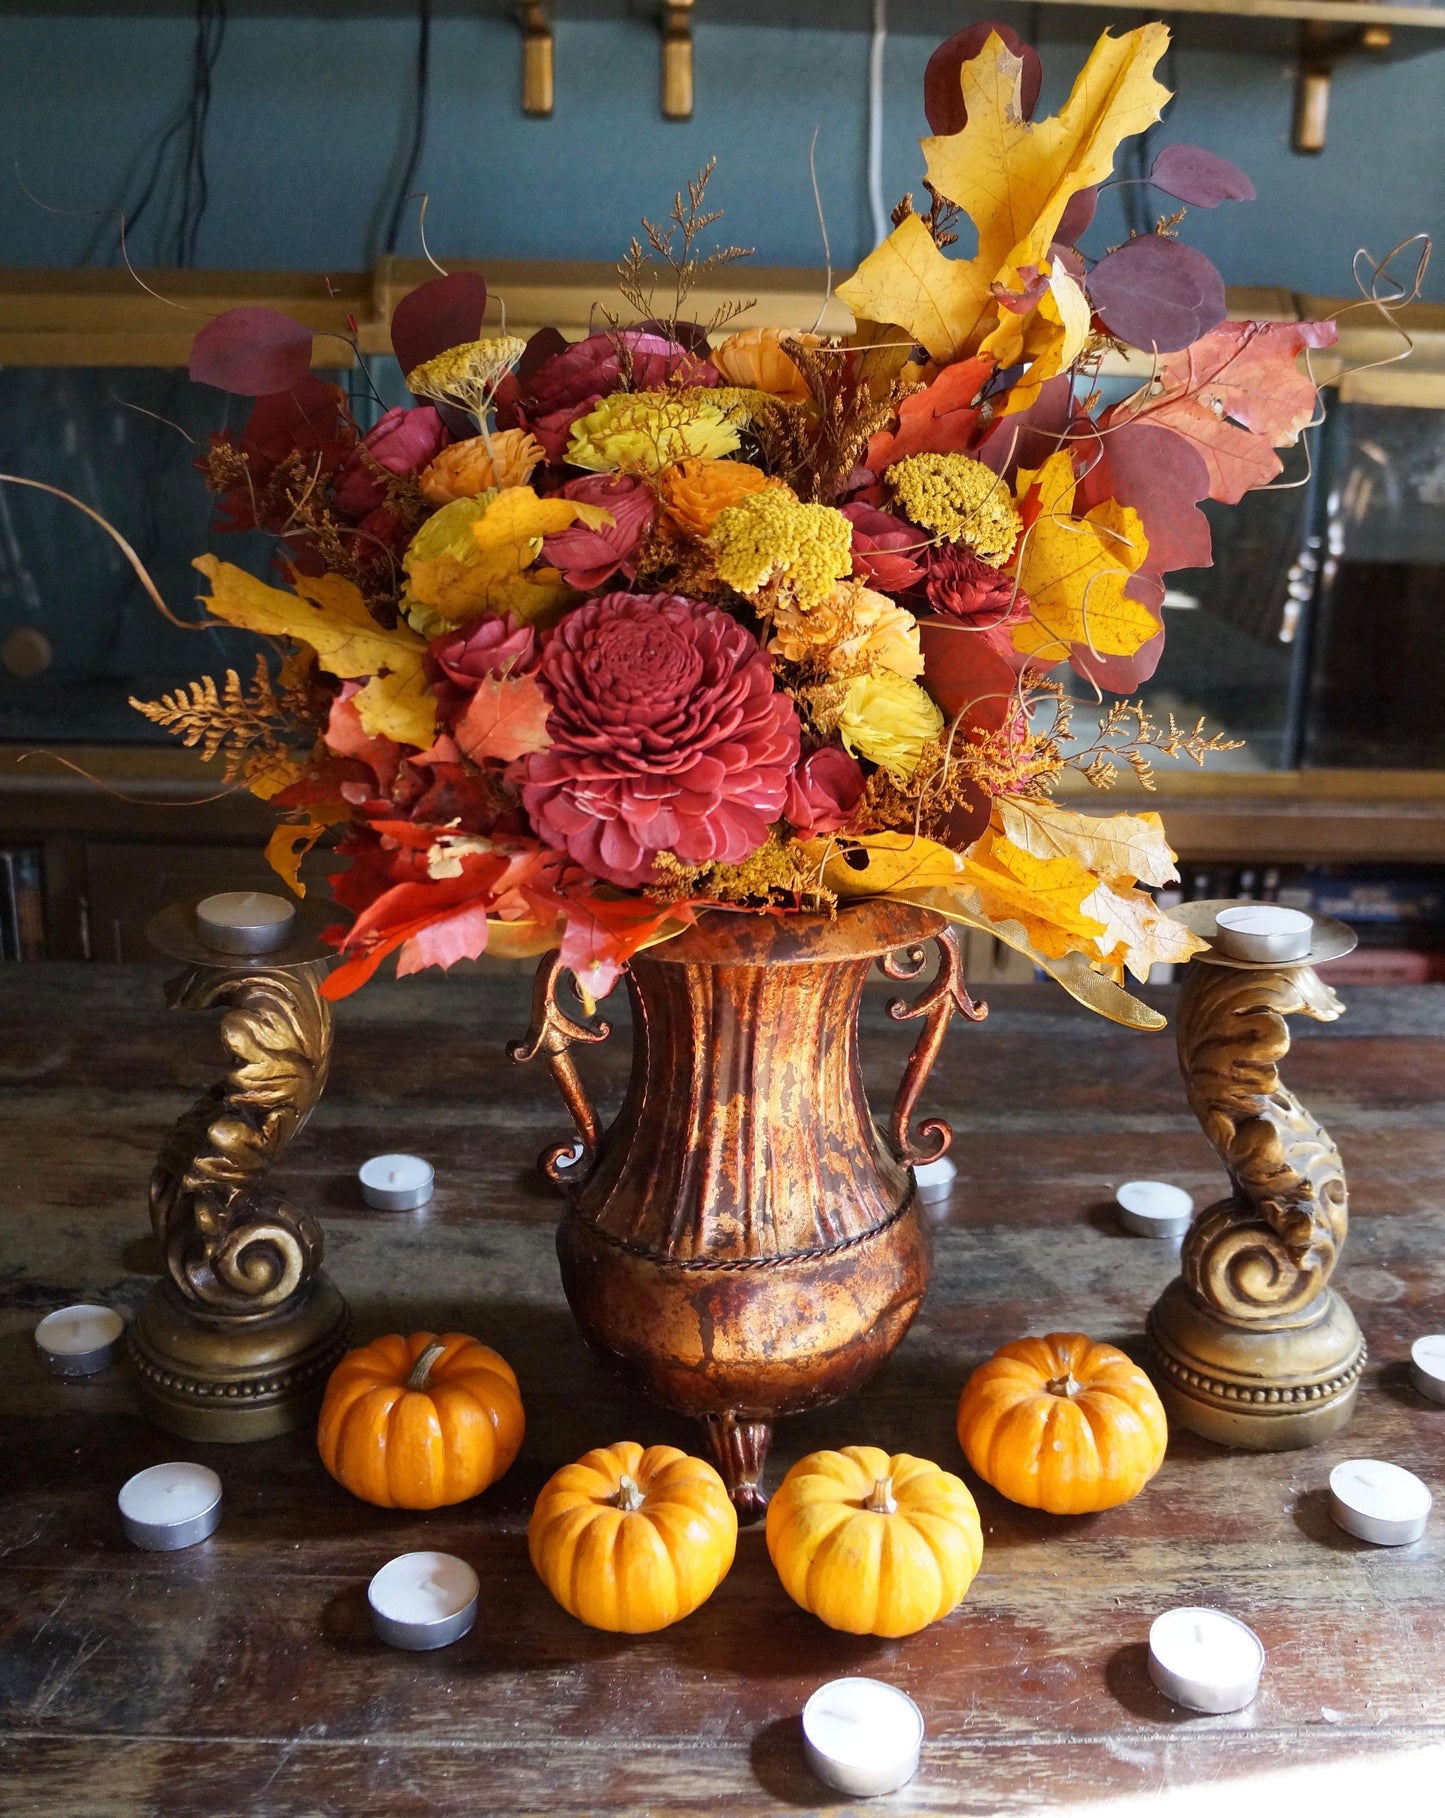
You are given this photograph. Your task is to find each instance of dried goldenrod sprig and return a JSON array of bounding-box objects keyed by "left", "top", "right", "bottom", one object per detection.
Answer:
[
  {"left": 1065, "top": 697, "right": 1246, "bottom": 791},
  {"left": 616, "top": 159, "right": 755, "bottom": 340},
  {"left": 648, "top": 831, "right": 837, "bottom": 913}
]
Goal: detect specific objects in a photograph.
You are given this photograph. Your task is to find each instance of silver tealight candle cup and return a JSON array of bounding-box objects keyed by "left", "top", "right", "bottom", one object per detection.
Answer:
[
  {"left": 118, "top": 1462, "right": 223, "bottom": 1551},
  {"left": 1148, "top": 1607, "right": 1264, "bottom": 1714},
  {"left": 368, "top": 1552, "right": 479, "bottom": 1650},
  {"left": 194, "top": 890, "right": 298, "bottom": 957},
  {"left": 34, "top": 1303, "right": 125, "bottom": 1376},
  {"left": 1213, "top": 905, "right": 1313, "bottom": 964},
  {"left": 358, "top": 1154, "right": 435, "bottom": 1211},
  {"left": 802, "top": 1677, "right": 924, "bottom": 1798},
  {"left": 1328, "top": 1459, "right": 1432, "bottom": 1546},
  {"left": 1409, "top": 1335, "right": 1445, "bottom": 1406}
]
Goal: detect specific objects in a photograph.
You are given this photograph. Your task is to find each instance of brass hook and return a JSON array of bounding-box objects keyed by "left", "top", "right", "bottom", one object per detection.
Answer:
[
  {"left": 661, "top": 0, "right": 695, "bottom": 121},
  {"left": 516, "top": 1, "right": 554, "bottom": 119}
]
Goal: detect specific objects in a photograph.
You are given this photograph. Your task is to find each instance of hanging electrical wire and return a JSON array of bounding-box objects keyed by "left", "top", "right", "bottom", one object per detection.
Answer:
[
  {"left": 867, "top": 0, "right": 889, "bottom": 250},
  {"left": 383, "top": 0, "right": 434, "bottom": 255}
]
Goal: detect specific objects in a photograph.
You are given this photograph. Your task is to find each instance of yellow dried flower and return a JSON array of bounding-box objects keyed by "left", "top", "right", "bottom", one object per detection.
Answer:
[
  {"left": 708, "top": 487, "right": 853, "bottom": 610},
  {"left": 406, "top": 336, "right": 528, "bottom": 427},
  {"left": 887, "top": 452, "right": 1021, "bottom": 563},
  {"left": 419, "top": 428, "right": 544, "bottom": 502},
  {"left": 769, "top": 582, "right": 923, "bottom": 680},
  {"left": 836, "top": 671, "right": 944, "bottom": 780},
  {"left": 566, "top": 390, "right": 740, "bottom": 474},
  {"left": 713, "top": 327, "right": 821, "bottom": 404}
]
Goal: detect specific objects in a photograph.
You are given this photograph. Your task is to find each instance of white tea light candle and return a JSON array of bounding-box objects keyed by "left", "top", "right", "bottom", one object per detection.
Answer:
[
  {"left": 368, "top": 1551, "right": 479, "bottom": 1650},
  {"left": 1410, "top": 1335, "right": 1445, "bottom": 1406},
  {"left": 358, "top": 1153, "right": 435, "bottom": 1211},
  {"left": 913, "top": 1155, "right": 956, "bottom": 1202},
  {"left": 34, "top": 1303, "right": 124, "bottom": 1376},
  {"left": 1116, "top": 1181, "right": 1194, "bottom": 1240},
  {"left": 1328, "top": 1459, "right": 1432, "bottom": 1546},
  {"left": 802, "top": 1677, "right": 924, "bottom": 1798},
  {"left": 118, "top": 1462, "right": 222, "bottom": 1551},
  {"left": 195, "top": 890, "right": 297, "bottom": 957},
  {"left": 1213, "top": 905, "right": 1313, "bottom": 963},
  {"left": 1148, "top": 1607, "right": 1264, "bottom": 1714}
]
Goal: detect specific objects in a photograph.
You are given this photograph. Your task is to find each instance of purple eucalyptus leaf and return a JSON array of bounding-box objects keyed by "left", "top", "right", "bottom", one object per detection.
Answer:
[
  {"left": 924, "top": 22, "right": 1042, "bottom": 135},
  {"left": 635, "top": 317, "right": 714, "bottom": 359},
  {"left": 189, "top": 306, "right": 314, "bottom": 397},
  {"left": 391, "top": 271, "right": 489, "bottom": 379},
  {"left": 1077, "top": 420, "right": 1213, "bottom": 576},
  {"left": 1088, "top": 237, "right": 1227, "bottom": 355},
  {"left": 1055, "top": 186, "right": 1098, "bottom": 248},
  {"left": 1148, "top": 144, "right": 1256, "bottom": 208}
]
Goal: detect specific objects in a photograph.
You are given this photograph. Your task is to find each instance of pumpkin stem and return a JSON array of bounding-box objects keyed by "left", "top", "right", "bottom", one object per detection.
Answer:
[
  {"left": 405, "top": 1341, "right": 448, "bottom": 1392},
  {"left": 1045, "top": 1371, "right": 1082, "bottom": 1399},
  {"left": 614, "top": 1472, "right": 647, "bottom": 1513},
  {"left": 865, "top": 1475, "right": 897, "bottom": 1515}
]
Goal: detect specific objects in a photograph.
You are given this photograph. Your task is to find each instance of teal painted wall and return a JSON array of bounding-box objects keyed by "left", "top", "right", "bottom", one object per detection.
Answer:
[{"left": 0, "top": 8, "right": 1440, "bottom": 299}]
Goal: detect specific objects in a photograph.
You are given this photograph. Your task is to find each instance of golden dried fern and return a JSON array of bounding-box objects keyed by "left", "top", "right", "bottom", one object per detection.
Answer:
[{"left": 130, "top": 655, "right": 304, "bottom": 796}]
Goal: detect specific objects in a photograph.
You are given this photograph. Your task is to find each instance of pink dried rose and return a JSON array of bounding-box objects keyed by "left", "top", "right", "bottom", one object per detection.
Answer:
[
  {"left": 333, "top": 405, "right": 449, "bottom": 518},
  {"left": 495, "top": 331, "right": 718, "bottom": 462},
  {"left": 784, "top": 745, "right": 866, "bottom": 838},
  {"left": 844, "top": 504, "right": 927, "bottom": 594},
  {"left": 427, "top": 613, "right": 538, "bottom": 728},
  {"left": 924, "top": 544, "right": 1031, "bottom": 630},
  {"left": 541, "top": 474, "right": 657, "bottom": 589},
  {"left": 522, "top": 591, "right": 800, "bottom": 887}
]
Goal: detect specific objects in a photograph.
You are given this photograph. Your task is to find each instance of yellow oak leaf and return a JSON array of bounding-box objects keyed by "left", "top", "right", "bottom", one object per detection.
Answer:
[
  {"left": 242, "top": 749, "right": 306, "bottom": 803},
  {"left": 194, "top": 556, "right": 436, "bottom": 747},
  {"left": 806, "top": 830, "right": 968, "bottom": 899},
  {"left": 837, "top": 212, "right": 996, "bottom": 365},
  {"left": 1080, "top": 876, "right": 1210, "bottom": 982},
  {"left": 264, "top": 816, "right": 332, "bottom": 897},
  {"left": 404, "top": 487, "right": 594, "bottom": 629},
  {"left": 960, "top": 828, "right": 1107, "bottom": 960},
  {"left": 925, "top": 26, "right": 1170, "bottom": 289},
  {"left": 996, "top": 797, "right": 1181, "bottom": 889},
  {"left": 1009, "top": 453, "right": 1154, "bottom": 664}
]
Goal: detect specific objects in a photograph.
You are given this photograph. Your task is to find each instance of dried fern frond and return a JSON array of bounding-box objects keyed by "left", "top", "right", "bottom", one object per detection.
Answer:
[{"left": 130, "top": 655, "right": 306, "bottom": 785}]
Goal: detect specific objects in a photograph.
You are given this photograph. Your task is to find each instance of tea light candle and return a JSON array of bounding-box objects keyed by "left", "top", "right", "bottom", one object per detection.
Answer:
[
  {"left": 1116, "top": 1180, "right": 1194, "bottom": 1240},
  {"left": 1410, "top": 1335, "right": 1445, "bottom": 1406},
  {"left": 802, "top": 1677, "right": 924, "bottom": 1798},
  {"left": 913, "top": 1155, "right": 956, "bottom": 1203},
  {"left": 358, "top": 1153, "right": 435, "bottom": 1211},
  {"left": 1148, "top": 1607, "right": 1265, "bottom": 1714},
  {"left": 1213, "top": 905, "right": 1313, "bottom": 963},
  {"left": 368, "top": 1551, "right": 479, "bottom": 1650},
  {"left": 195, "top": 890, "right": 297, "bottom": 957},
  {"left": 1328, "top": 1459, "right": 1432, "bottom": 1546},
  {"left": 118, "top": 1462, "right": 223, "bottom": 1551},
  {"left": 34, "top": 1303, "right": 125, "bottom": 1376}
]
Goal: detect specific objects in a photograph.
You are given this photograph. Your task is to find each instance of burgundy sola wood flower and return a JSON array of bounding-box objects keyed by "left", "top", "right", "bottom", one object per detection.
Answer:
[{"left": 522, "top": 591, "right": 800, "bottom": 887}]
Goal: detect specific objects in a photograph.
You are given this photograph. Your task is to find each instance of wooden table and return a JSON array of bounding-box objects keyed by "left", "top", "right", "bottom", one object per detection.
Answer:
[{"left": 2, "top": 965, "right": 1443, "bottom": 1816}]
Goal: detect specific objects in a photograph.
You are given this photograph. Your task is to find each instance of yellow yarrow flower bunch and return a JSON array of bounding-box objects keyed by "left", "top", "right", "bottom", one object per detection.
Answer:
[
  {"left": 406, "top": 336, "right": 528, "bottom": 429},
  {"left": 837, "top": 672, "right": 944, "bottom": 780},
  {"left": 566, "top": 391, "right": 740, "bottom": 473},
  {"left": 708, "top": 487, "right": 854, "bottom": 610},
  {"left": 887, "top": 452, "right": 1022, "bottom": 564}
]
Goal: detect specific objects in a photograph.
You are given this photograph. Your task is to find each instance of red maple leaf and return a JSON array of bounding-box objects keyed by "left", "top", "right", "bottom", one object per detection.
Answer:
[
  {"left": 866, "top": 356, "right": 995, "bottom": 473},
  {"left": 454, "top": 674, "right": 553, "bottom": 765}
]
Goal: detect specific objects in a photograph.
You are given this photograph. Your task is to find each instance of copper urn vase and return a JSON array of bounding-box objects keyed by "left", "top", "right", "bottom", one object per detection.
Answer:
[{"left": 512, "top": 900, "right": 981, "bottom": 1518}]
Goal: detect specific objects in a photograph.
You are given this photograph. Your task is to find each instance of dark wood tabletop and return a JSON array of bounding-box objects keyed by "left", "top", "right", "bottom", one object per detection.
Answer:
[{"left": 2, "top": 963, "right": 1443, "bottom": 1817}]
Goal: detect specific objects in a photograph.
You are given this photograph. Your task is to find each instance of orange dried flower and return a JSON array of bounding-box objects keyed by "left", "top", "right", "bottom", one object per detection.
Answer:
[
  {"left": 659, "top": 458, "right": 776, "bottom": 540},
  {"left": 418, "top": 428, "right": 544, "bottom": 503},
  {"left": 713, "top": 328, "right": 820, "bottom": 404}
]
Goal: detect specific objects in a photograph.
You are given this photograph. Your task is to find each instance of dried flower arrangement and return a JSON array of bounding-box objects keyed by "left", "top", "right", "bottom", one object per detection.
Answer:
[{"left": 132, "top": 21, "right": 1334, "bottom": 1023}]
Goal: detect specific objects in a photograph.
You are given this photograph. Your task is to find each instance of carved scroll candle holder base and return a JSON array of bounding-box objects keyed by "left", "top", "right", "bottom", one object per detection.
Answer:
[
  {"left": 1147, "top": 901, "right": 1366, "bottom": 1451},
  {"left": 128, "top": 900, "right": 351, "bottom": 1443}
]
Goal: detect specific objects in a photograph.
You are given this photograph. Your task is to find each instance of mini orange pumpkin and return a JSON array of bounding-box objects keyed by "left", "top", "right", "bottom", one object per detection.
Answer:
[
  {"left": 317, "top": 1331, "right": 524, "bottom": 1510},
  {"left": 528, "top": 1441, "right": 737, "bottom": 1633},
  {"left": 956, "top": 1331, "right": 1168, "bottom": 1514},
  {"left": 766, "top": 1445, "right": 983, "bottom": 1637}
]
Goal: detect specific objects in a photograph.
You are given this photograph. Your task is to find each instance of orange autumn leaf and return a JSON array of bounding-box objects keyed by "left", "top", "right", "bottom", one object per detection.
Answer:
[
  {"left": 454, "top": 674, "right": 553, "bottom": 764},
  {"left": 866, "top": 356, "right": 994, "bottom": 470},
  {"left": 960, "top": 829, "right": 1108, "bottom": 959},
  {"left": 264, "top": 815, "right": 335, "bottom": 897}
]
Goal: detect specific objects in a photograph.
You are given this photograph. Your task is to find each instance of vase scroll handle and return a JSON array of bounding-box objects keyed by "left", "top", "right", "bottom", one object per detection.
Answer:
[
  {"left": 882, "top": 926, "right": 986, "bottom": 1166},
  {"left": 507, "top": 951, "right": 613, "bottom": 1185}
]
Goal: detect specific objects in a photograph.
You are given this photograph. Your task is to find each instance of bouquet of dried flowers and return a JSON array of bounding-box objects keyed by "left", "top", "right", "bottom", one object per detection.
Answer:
[{"left": 134, "top": 20, "right": 1332, "bottom": 1024}]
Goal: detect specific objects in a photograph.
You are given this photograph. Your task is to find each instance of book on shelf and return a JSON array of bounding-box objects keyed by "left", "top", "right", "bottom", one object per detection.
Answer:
[{"left": 1, "top": 846, "right": 45, "bottom": 962}]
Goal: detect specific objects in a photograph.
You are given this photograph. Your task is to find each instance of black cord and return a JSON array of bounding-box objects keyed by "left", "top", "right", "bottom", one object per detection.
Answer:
[
  {"left": 383, "top": 0, "right": 433, "bottom": 255},
  {"left": 175, "top": 1, "right": 228, "bottom": 266}
]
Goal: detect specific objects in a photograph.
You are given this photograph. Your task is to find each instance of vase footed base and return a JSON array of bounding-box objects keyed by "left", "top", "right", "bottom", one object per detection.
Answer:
[
  {"left": 127, "top": 1272, "right": 351, "bottom": 1442},
  {"left": 701, "top": 1410, "right": 772, "bottom": 1523},
  {"left": 1147, "top": 1278, "right": 1366, "bottom": 1450}
]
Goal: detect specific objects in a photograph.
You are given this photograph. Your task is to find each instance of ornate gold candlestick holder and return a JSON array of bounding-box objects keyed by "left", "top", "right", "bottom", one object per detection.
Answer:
[
  {"left": 127, "top": 897, "right": 350, "bottom": 1441},
  {"left": 1147, "top": 900, "right": 1366, "bottom": 1450}
]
